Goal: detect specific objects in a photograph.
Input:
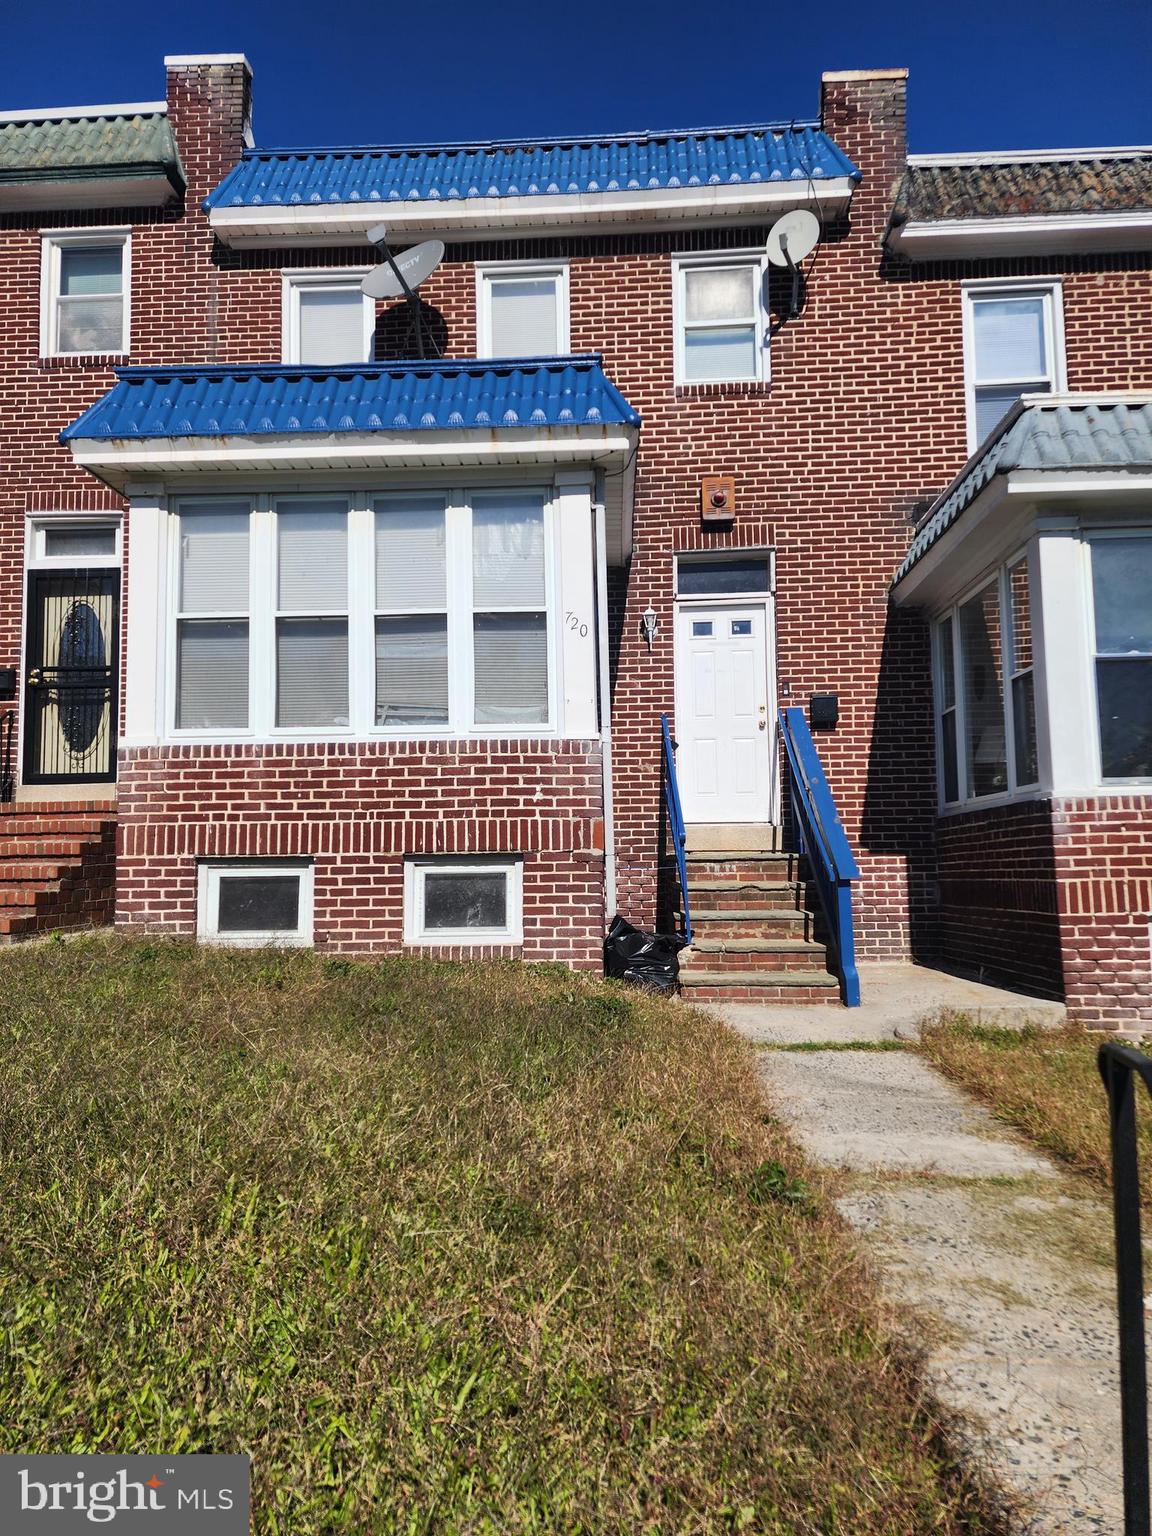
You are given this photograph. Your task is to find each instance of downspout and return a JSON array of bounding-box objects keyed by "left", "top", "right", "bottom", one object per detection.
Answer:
[{"left": 593, "top": 470, "right": 617, "bottom": 922}]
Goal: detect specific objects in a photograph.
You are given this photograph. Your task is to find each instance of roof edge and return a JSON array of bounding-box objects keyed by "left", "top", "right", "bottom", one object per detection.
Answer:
[
  {"left": 106, "top": 353, "right": 613, "bottom": 384},
  {"left": 907, "top": 146, "right": 1152, "bottom": 167},
  {"left": 0, "top": 101, "right": 167, "bottom": 125}
]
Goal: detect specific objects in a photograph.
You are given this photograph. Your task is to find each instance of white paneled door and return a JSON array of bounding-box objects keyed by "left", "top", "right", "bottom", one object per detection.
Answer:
[{"left": 675, "top": 603, "right": 775, "bottom": 823}]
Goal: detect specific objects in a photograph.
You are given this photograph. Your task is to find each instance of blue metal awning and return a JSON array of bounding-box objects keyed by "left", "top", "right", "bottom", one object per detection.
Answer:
[
  {"left": 61, "top": 355, "right": 640, "bottom": 442},
  {"left": 205, "top": 123, "right": 858, "bottom": 210}
]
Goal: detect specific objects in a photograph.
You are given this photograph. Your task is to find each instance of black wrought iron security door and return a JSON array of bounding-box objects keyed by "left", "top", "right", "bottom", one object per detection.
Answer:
[{"left": 24, "top": 569, "right": 119, "bottom": 784}]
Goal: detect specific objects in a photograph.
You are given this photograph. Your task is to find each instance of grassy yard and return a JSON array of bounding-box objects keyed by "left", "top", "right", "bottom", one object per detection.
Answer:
[
  {"left": 919, "top": 1016, "right": 1146, "bottom": 1204},
  {"left": 1, "top": 937, "right": 998, "bottom": 1533}
]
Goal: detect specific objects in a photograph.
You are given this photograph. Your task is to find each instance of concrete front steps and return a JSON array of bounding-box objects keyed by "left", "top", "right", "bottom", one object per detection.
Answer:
[
  {"left": 0, "top": 801, "right": 116, "bottom": 941},
  {"left": 676, "top": 842, "right": 841, "bottom": 1004}
]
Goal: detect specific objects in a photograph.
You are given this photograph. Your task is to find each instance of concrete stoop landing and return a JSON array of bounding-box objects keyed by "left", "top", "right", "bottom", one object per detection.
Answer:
[
  {"left": 676, "top": 827, "right": 840, "bottom": 1003},
  {"left": 0, "top": 801, "right": 117, "bottom": 941}
]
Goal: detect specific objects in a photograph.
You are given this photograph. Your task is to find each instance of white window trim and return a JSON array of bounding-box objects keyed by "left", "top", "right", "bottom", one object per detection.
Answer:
[
  {"left": 403, "top": 856, "right": 523, "bottom": 945},
  {"left": 281, "top": 269, "right": 375, "bottom": 365},
  {"left": 40, "top": 228, "right": 131, "bottom": 359},
  {"left": 1084, "top": 527, "right": 1152, "bottom": 787},
  {"left": 25, "top": 511, "right": 123, "bottom": 569},
  {"left": 671, "top": 250, "right": 770, "bottom": 386},
  {"left": 961, "top": 278, "right": 1066, "bottom": 453},
  {"left": 932, "top": 550, "right": 1039, "bottom": 814},
  {"left": 474, "top": 260, "right": 570, "bottom": 359},
  {"left": 166, "top": 486, "right": 559, "bottom": 743},
  {"left": 197, "top": 859, "right": 315, "bottom": 947}
]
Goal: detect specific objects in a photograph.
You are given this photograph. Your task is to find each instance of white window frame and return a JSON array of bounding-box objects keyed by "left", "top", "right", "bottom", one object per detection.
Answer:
[
  {"left": 40, "top": 228, "right": 131, "bottom": 358},
  {"left": 672, "top": 250, "right": 770, "bottom": 386},
  {"left": 403, "top": 856, "right": 523, "bottom": 945},
  {"left": 167, "top": 486, "right": 558, "bottom": 742},
  {"left": 932, "top": 550, "right": 1039, "bottom": 812},
  {"left": 1084, "top": 527, "right": 1152, "bottom": 786},
  {"left": 961, "top": 278, "right": 1066, "bottom": 453},
  {"left": 475, "top": 260, "right": 570, "bottom": 358},
  {"left": 281, "top": 270, "right": 375, "bottom": 365},
  {"left": 26, "top": 512, "right": 122, "bottom": 569},
  {"left": 197, "top": 859, "right": 315, "bottom": 947}
]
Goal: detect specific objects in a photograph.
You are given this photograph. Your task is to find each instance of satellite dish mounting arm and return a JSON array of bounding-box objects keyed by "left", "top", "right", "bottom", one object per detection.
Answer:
[{"left": 372, "top": 232, "right": 429, "bottom": 359}]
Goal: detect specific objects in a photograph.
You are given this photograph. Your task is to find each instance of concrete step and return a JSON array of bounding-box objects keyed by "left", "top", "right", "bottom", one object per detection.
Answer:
[
  {"left": 684, "top": 823, "right": 782, "bottom": 853},
  {"left": 682, "top": 937, "right": 828, "bottom": 972},
  {"left": 688, "top": 907, "right": 814, "bottom": 939},
  {"left": 684, "top": 853, "right": 804, "bottom": 884},
  {"left": 678, "top": 969, "right": 841, "bottom": 1003},
  {"left": 689, "top": 880, "right": 805, "bottom": 912}
]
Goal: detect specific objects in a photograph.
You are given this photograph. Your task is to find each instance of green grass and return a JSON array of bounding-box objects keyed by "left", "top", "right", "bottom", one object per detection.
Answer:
[
  {"left": 0, "top": 936, "right": 999, "bottom": 1533},
  {"left": 918, "top": 1015, "right": 1148, "bottom": 1204}
]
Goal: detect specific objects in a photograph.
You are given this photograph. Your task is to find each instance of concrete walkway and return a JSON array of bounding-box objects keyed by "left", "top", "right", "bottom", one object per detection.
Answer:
[{"left": 721, "top": 975, "right": 1124, "bottom": 1535}]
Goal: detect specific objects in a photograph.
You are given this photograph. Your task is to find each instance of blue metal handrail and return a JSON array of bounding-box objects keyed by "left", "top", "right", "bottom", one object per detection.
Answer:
[
  {"left": 661, "top": 714, "right": 692, "bottom": 945},
  {"left": 778, "top": 707, "right": 861, "bottom": 1006}
]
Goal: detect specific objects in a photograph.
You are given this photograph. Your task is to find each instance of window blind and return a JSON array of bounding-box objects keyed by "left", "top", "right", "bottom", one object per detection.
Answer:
[
  {"left": 278, "top": 503, "right": 348, "bottom": 612},
  {"left": 375, "top": 503, "right": 447, "bottom": 609},
  {"left": 474, "top": 613, "right": 547, "bottom": 723},
  {"left": 277, "top": 618, "right": 349, "bottom": 727},
  {"left": 180, "top": 506, "right": 250, "bottom": 614},
  {"left": 971, "top": 298, "right": 1047, "bottom": 381},
  {"left": 472, "top": 495, "right": 545, "bottom": 606},
  {"left": 177, "top": 619, "right": 249, "bottom": 729},
  {"left": 487, "top": 278, "right": 559, "bottom": 356},
  {"left": 297, "top": 287, "right": 368, "bottom": 365},
  {"left": 375, "top": 616, "right": 449, "bottom": 725}
]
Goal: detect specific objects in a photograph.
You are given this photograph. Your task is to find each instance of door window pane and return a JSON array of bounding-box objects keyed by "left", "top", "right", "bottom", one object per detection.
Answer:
[
  {"left": 177, "top": 620, "right": 248, "bottom": 729},
  {"left": 217, "top": 875, "right": 300, "bottom": 933},
  {"left": 474, "top": 613, "right": 548, "bottom": 724},
  {"left": 376, "top": 616, "right": 449, "bottom": 725},
  {"left": 276, "top": 619, "right": 349, "bottom": 727},
  {"left": 423, "top": 870, "right": 508, "bottom": 931},
  {"left": 677, "top": 557, "right": 770, "bottom": 595},
  {"left": 959, "top": 582, "right": 1006, "bottom": 797},
  {"left": 43, "top": 525, "right": 117, "bottom": 558}
]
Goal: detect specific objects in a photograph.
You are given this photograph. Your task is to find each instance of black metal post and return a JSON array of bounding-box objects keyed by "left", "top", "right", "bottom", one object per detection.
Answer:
[{"left": 1099, "top": 1041, "right": 1152, "bottom": 1536}]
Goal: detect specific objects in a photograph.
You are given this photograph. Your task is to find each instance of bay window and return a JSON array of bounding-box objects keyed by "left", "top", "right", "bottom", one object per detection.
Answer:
[
  {"left": 171, "top": 488, "right": 554, "bottom": 737},
  {"left": 934, "top": 555, "right": 1038, "bottom": 807},
  {"left": 1090, "top": 535, "right": 1152, "bottom": 780}
]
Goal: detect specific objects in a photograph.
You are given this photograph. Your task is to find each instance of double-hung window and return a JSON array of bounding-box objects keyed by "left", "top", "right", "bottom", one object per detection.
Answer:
[
  {"left": 471, "top": 493, "right": 548, "bottom": 724},
  {"left": 674, "top": 255, "right": 768, "bottom": 384},
  {"left": 175, "top": 504, "right": 250, "bottom": 730},
  {"left": 964, "top": 283, "right": 1064, "bottom": 450},
  {"left": 276, "top": 501, "right": 350, "bottom": 727},
  {"left": 1089, "top": 534, "right": 1152, "bottom": 780},
  {"left": 477, "top": 263, "right": 569, "bottom": 357},
  {"left": 283, "top": 273, "right": 374, "bottom": 365},
  {"left": 42, "top": 231, "right": 129, "bottom": 356},
  {"left": 935, "top": 556, "right": 1038, "bottom": 807},
  {"left": 375, "top": 497, "right": 450, "bottom": 726}
]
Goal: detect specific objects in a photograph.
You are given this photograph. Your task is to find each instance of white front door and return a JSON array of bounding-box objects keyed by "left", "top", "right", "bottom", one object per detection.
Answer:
[{"left": 675, "top": 602, "right": 775, "bottom": 823}]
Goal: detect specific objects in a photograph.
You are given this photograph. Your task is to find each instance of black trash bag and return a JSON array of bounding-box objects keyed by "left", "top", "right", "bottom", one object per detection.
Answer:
[{"left": 604, "top": 914, "right": 685, "bottom": 992}]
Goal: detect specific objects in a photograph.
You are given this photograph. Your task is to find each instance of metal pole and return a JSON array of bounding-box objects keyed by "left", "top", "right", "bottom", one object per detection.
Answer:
[
  {"left": 1101, "top": 1044, "right": 1152, "bottom": 1536},
  {"left": 375, "top": 240, "right": 428, "bottom": 359}
]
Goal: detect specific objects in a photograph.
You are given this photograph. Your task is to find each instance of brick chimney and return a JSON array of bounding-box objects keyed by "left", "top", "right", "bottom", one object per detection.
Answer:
[
  {"left": 820, "top": 69, "right": 908, "bottom": 237},
  {"left": 164, "top": 53, "right": 253, "bottom": 206}
]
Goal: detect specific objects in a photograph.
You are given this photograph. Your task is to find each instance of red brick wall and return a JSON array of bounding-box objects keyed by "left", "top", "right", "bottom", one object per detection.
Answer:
[{"left": 116, "top": 739, "right": 605, "bottom": 964}]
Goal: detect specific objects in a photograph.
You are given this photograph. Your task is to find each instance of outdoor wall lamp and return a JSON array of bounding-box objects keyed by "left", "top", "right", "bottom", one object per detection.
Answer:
[{"left": 640, "top": 607, "right": 659, "bottom": 652}]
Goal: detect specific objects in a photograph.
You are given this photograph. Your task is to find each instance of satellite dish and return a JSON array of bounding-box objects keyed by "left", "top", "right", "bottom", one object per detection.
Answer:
[
  {"left": 362, "top": 239, "right": 445, "bottom": 299},
  {"left": 766, "top": 209, "right": 820, "bottom": 268}
]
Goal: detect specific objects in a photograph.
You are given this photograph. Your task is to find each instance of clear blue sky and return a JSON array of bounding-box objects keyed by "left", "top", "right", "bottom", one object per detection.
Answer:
[{"left": 4, "top": 0, "right": 1151, "bottom": 154}]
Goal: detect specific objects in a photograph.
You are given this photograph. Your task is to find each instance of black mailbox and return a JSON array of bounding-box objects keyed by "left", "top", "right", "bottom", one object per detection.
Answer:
[
  {"left": 0, "top": 668, "right": 17, "bottom": 701},
  {"left": 809, "top": 693, "right": 839, "bottom": 731}
]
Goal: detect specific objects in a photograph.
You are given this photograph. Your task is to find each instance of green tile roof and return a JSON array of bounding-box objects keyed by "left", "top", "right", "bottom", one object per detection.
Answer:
[
  {"left": 0, "top": 110, "right": 183, "bottom": 189},
  {"left": 893, "top": 397, "right": 1152, "bottom": 586}
]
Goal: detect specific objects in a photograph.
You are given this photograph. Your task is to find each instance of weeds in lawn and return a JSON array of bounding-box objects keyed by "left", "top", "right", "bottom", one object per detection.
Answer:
[{"left": 0, "top": 937, "right": 1003, "bottom": 1533}]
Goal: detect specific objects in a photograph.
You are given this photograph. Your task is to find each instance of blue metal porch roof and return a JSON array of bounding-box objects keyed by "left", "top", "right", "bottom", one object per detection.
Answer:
[
  {"left": 60, "top": 355, "right": 640, "bottom": 441},
  {"left": 892, "top": 396, "right": 1152, "bottom": 586},
  {"left": 204, "top": 123, "right": 858, "bottom": 209}
]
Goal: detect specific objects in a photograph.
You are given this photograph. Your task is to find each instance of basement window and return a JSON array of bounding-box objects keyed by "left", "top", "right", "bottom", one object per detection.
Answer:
[
  {"left": 197, "top": 860, "right": 315, "bottom": 946},
  {"left": 404, "top": 857, "right": 523, "bottom": 944}
]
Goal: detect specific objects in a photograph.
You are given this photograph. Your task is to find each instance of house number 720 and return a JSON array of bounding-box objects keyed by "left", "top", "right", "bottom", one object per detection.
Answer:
[{"left": 565, "top": 611, "right": 589, "bottom": 638}]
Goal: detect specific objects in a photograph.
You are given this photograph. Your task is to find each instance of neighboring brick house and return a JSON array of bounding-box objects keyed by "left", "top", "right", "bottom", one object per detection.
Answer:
[{"left": 2, "top": 55, "right": 1151, "bottom": 1022}]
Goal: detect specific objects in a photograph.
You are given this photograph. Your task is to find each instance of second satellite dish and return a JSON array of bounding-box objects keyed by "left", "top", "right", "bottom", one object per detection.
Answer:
[
  {"left": 362, "top": 239, "right": 445, "bottom": 299},
  {"left": 765, "top": 209, "right": 820, "bottom": 268}
]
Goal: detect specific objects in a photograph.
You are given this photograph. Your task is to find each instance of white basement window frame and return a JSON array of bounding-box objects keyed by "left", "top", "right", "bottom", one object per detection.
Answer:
[
  {"left": 281, "top": 270, "right": 375, "bottom": 365},
  {"left": 961, "top": 278, "right": 1066, "bottom": 453},
  {"left": 672, "top": 250, "right": 770, "bottom": 386},
  {"left": 475, "top": 260, "right": 570, "bottom": 358},
  {"left": 167, "top": 487, "right": 558, "bottom": 741},
  {"left": 403, "top": 856, "right": 524, "bottom": 945},
  {"left": 40, "top": 228, "right": 131, "bottom": 357},
  {"left": 932, "top": 551, "right": 1040, "bottom": 812},
  {"left": 197, "top": 859, "right": 315, "bottom": 947}
]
